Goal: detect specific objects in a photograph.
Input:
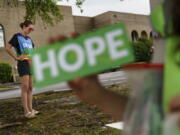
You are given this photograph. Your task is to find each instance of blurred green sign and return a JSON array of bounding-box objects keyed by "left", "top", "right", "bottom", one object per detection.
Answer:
[
  {"left": 31, "top": 23, "right": 134, "bottom": 89},
  {"left": 151, "top": 4, "right": 165, "bottom": 36},
  {"left": 164, "top": 36, "right": 180, "bottom": 112}
]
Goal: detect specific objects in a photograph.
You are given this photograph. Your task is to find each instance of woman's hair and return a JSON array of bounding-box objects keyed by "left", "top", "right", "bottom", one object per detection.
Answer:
[{"left": 19, "top": 20, "right": 33, "bottom": 29}]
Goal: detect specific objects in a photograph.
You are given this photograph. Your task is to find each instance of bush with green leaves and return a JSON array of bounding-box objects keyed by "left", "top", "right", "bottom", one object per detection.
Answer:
[
  {"left": 0, "top": 63, "right": 12, "bottom": 83},
  {"left": 132, "top": 38, "right": 153, "bottom": 62}
]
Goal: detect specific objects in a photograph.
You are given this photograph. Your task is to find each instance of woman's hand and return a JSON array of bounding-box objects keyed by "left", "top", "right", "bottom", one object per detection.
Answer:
[
  {"left": 16, "top": 55, "right": 25, "bottom": 61},
  {"left": 16, "top": 55, "right": 30, "bottom": 61},
  {"left": 68, "top": 75, "right": 105, "bottom": 104},
  {"left": 169, "top": 95, "right": 180, "bottom": 113}
]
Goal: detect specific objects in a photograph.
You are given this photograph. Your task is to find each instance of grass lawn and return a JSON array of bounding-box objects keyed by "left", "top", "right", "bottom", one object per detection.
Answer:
[
  {"left": 0, "top": 84, "right": 128, "bottom": 135},
  {"left": 0, "top": 87, "right": 11, "bottom": 91}
]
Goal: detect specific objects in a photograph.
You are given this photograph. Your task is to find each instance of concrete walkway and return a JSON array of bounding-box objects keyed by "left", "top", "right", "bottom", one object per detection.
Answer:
[{"left": 0, "top": 71, "right": 127, "bottom": 100}]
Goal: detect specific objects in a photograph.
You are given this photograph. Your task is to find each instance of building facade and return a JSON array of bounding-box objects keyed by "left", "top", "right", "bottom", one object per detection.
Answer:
[
  {"left": 74, "top": 11, "right": 152, "bottom": 41},
  {"left": 0, "top": 2, "right": 158, "bottom": 77}
]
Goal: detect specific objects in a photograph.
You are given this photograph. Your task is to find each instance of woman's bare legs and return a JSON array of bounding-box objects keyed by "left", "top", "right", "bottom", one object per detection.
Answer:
[
  {"left": 27, "top": 75, "right": 33, "bottom": 112},
  {"left": 21, "top": 75, "right": 30, "bottom": 114}
]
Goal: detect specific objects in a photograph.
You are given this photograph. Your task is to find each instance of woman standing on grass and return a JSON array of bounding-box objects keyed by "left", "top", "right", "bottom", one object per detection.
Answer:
[{"left": 6, "top": 20, "right": 39, "bottom": 118}]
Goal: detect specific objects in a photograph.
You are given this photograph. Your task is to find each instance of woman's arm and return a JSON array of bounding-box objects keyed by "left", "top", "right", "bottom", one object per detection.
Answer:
[
  {"left": 68, "top": 76, "right": 128, "bottom": 121},
  {"left": 6, "top": 44, "right": 25, "bottom": 61},
  {"left": 6, "top": 44, "right": 18, "bottom": 61}
]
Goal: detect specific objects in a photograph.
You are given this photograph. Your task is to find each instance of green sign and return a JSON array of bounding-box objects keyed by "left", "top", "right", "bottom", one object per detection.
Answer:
[
  {"left": 150, "top": 4, "right": 165, "bottom": 36},
  {"left": 31, "top": 23, "right": 134, "bottom": 89},
  {"left": 164, "top": 36, "right": 180, "bottom": 112},
  {"left": 151, "top": 3, "right": 174, "bottom": 37}
]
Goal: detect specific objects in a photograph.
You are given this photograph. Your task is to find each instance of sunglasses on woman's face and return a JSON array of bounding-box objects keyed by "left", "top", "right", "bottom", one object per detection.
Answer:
[{"left": 28, "top": 27, "right": 34, "bottom": 32}]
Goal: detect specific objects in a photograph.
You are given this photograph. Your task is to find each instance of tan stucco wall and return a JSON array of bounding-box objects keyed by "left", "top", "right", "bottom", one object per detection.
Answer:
[
  {"left": 93, "top": 12, "right": 112, "bottom": 29},
  {"left": 108, "top": 11, "right": 152, "bottom": 40},
  {"left": 33, "top": 6, "right": 75, "bottom": 48},
  {"left": 0, "top": 6, "right": 24, "bottom": 66},
  {"left": 73, "top": 16, "right": 94, "bottom": 34},
  {"left": 74, "top": 11, "right": 152, "bottom": 40}
]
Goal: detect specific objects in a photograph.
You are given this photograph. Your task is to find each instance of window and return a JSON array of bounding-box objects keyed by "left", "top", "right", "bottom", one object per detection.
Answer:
[
  {"left": 131, "top": 30, "right": 139, "bottom": 41},
  {"left": 141, "top": 31, "right": 148, "bottom": 39},
  {"left": 0, "top": 25, "right": 5, "bottom": 47},
  {"left": 150, "top": 31, "right": 153, "bottom": 39},
  {"left": 113, "top": 14, "right": 117, "bottom": 18},
  {"left": 150, "top": 31, "right": 161, "bottom": 39}
]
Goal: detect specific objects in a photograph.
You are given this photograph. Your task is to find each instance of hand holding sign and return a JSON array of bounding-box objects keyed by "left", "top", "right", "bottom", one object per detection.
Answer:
[
  {"left": 169, "top": 95, "right": 180, "bottom": 113},
  {"left": 47, "top": 33, "right": 105, "bottom": 104},
  {"left": 68, "top": 75, "right": 104, "bottom": 104},
  {"left": 43, "top": 29, "right": 130, "bottom": 120}
]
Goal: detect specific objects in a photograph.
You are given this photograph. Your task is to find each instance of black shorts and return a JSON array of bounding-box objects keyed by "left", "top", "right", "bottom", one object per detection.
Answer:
[{"left": 17, "top": 60, "right": 31, "bottom": 77}]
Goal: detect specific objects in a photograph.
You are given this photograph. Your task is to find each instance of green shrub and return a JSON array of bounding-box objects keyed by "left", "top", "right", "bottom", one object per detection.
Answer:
[
  {"left": 132, "top": 39, "right": 153, "bottom": 62},
  {"left": 0, "top": 63, "right": 12, "bottom": 83}
]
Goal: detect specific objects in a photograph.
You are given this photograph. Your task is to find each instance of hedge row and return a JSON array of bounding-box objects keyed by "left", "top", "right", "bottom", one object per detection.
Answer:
[
  {"left": 0, "top": 63, "right": 12, "bottom": 83},
  {"left": 132, "top": 38, "right": 153, "bottom": 62}
]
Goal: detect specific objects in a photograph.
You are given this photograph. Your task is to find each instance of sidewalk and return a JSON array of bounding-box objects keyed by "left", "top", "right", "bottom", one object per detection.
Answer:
[{"left": 0, "top": 83, "right": 20, "bottom": 92}]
